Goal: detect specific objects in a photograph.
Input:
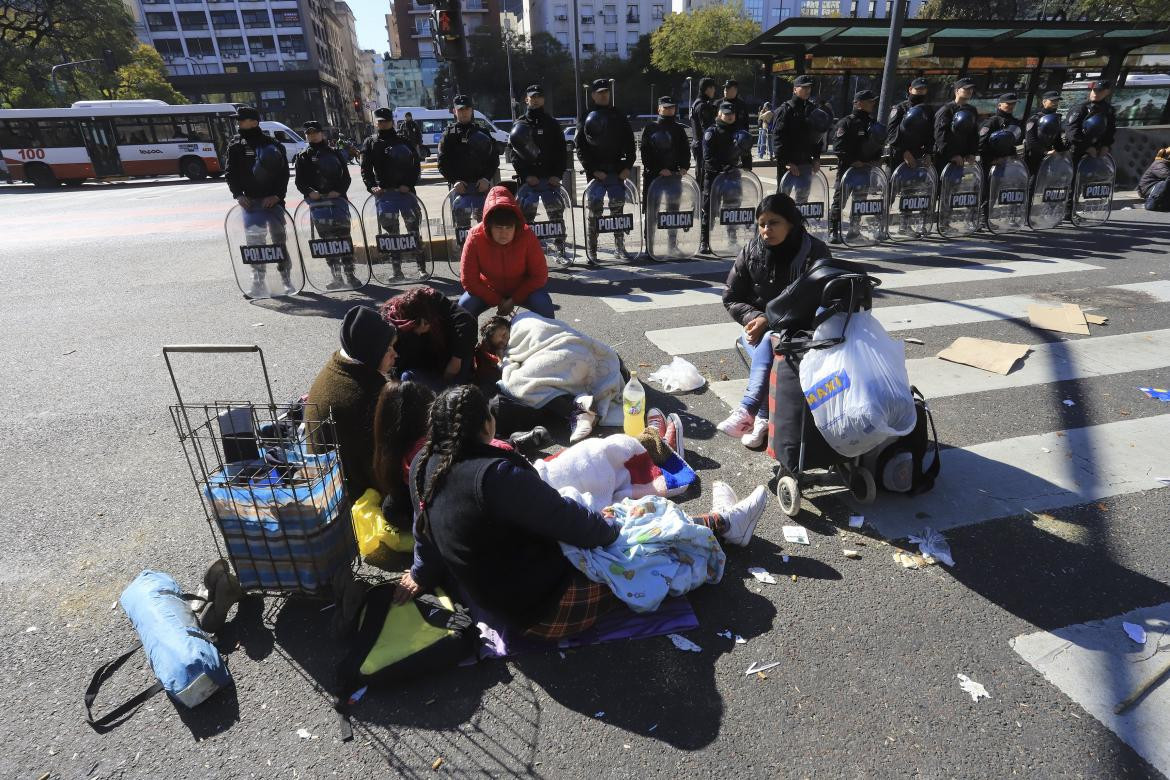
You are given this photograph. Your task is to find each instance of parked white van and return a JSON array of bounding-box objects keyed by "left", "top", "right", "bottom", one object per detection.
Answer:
[
  {"left": 391, "top": 107, "right": 508, "bottom": 159},
  {"left": 260, "top": 121, "right": 308, "bottom": 162}
]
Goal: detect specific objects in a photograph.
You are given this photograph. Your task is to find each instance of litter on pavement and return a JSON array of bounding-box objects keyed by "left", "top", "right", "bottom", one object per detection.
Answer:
[
  {"left": 937, "top": 337, "right": 1030, "bottom": 375},
  {"left": 957, "top": 673, "right": 990, "bottom": 702},
  {"left": 1027, "top": 303, "right": 1090, "bottom": 336},
  {"left": 668, "top": 633, "right": 702, "bottom": 652},
  {"left": 748, "top": 566, "right": 777, "bottom": 584},
  {"left": 842, "top": 549, "right": 862, "bottom": 559},
  {"left": 848, "top": 515, "right": 865, "bottom": 529},
  {"left": 646, "top": 356, "right": 706, "bottom": 392},
  {"left": 893, "top": 550, "right": 937, "bottom": 569},
  {"left": 745, "top": 661, "right": 780, "bottom": 675},
  {"left": 782, "top": 526, "right": 810, "bottom": 545},
  {"left": 904, "top": 337, "right": 925, "bottom": 345},
  {"left": 296, "top": 728, "right": 313, "bottom": 739},
  {"left": 1139, "top": 387, "right": 1170, "bottom": 402},
  {"left": 1062, "top": 399, "right": 1076, "bottom": 407},
  {"left": 1123, "top": 622, "right": 1148, "bottom": 644},
  {"left": 909, "top": 527, "right": 954, "bottom": 567},
  {"left": 718, "top": 630, "right": 746, "bottom": 644}
]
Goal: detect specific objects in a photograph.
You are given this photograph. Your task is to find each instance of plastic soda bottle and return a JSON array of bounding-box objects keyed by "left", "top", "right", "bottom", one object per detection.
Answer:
[{"left": 622, "top": 372, "right": 646, "bottom": 436}]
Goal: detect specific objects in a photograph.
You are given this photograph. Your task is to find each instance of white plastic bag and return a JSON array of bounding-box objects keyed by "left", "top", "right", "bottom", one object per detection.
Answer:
[
  {"left": 647, "top": 356, "right": 706, "bottom": 393},
  {"left": 798, "top": 311, "right": 916, "bottom": 457}
]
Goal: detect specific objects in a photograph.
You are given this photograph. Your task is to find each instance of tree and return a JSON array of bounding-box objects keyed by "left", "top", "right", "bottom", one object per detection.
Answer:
[
  {"left": 918, "top": 0, "right": 1019, "bottom": 18},
  {"left": 1061, "top": 0, "right": 1170, "bottom": 19},
  {"left": 650, "top": 3, "right": 760, "bottom": 83},
  {"left": 115, "top": 44, "right": 187, "bottom": 103}
]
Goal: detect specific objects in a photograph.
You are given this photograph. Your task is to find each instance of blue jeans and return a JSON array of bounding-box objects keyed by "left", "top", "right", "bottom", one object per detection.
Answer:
[
  {"left": 739, "top": 331, "right": 775, "bottom": 418},
  {"left": 459, "top": 287, "right": 555, "bottom": 318}
]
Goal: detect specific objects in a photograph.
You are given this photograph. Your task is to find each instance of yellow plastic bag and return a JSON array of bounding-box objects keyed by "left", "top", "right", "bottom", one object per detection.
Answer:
[{"left": 351, "top": 488, "right": 414, "bottom": 556}]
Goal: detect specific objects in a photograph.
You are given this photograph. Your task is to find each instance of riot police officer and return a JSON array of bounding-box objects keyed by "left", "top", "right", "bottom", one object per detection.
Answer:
[
  {"left": 885, "top": 77, "right": 934, "bottom": 175},
  {"left": 700, "top": 101, "right": 747, "bottom": 253},
  {"left": 1024, "top": 91, "right": 1068, "bottom": 179},
  {"left": 773, "top": 75, "right": 827, "bottom": 183},
  {"left": 577, "top": 78, "right": 636, "bottom": 264},
  {"left": 510, "top": 84, "right": 568, "bottom": 254},
  {"left": 934, "top": 77, "right": 980, "bottom": 169},
  {"left": 722, "top": 79, "right": 752, "bottom": 171},
  {"left": 399, "top": 111, "right": 423, "bottom": 157},
  {"left": 641, "top": 95, "right": 692, "bottom": 256},
  {"left": 690, "top": 77, "right": 718, "bottom": 190},
  {"left": 978, "top": 93, "right": 1024, "bottom": 215},
  {"left": 830, "top": 89, "right": 882, "bottom": 243},
  {"left": 295, "top": 120, "right": 357, "bottom": 289},
  {"left": 362, "top": 106, "right": 424, "bottom": 278},
  {"left": 225, "top": 105, "right": 294, "bottom": 297},
  {"left": 438, "top": 94, "right": 500, "bottom": 244},
  {"left": 1065, "top": 79, "right": 1117, "bottom": 169}
]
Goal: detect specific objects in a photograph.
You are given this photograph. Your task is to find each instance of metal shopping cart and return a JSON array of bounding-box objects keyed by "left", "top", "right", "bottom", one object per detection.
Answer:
[{"left": 165, "top": 345, "right": 356, "bottom": 599}]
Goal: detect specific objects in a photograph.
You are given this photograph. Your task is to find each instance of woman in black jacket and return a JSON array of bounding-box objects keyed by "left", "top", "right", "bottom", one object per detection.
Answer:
[
  {"left": 380, "top": 285, "right": 477, "bottom": 389},
  {"left": 1139, "top": 147, "right": 1170, "bottom": 211},
  {"left": 718, "top": 193, "right": 834, "bottom": 448}
]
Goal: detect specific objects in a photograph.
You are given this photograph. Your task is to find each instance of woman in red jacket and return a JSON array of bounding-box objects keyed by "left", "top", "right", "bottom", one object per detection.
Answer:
[{"left": 457, "top": 186, "right": 555, "bottom": 318}]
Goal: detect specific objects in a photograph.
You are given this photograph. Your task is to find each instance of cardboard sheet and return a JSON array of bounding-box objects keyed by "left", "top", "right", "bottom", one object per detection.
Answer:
[
  {"left": 937, "top": 337, "right": 1030, "bottom": 375},
  {"left": 1028, "top": 303, "right": 1091, "bottom": 335},
  {"left": 1086, "top": 313, "right": 1109, "bottom": 325}
]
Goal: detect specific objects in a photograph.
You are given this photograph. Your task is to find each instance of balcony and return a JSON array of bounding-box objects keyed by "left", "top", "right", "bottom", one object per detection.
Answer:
[
  {"left": 181, "top": 21, "right": 209, "bottom": 30},
  {"left": 580, "top": 14, "right": 594, "bottom": 23},
  {"left": 626, "top": 12, "right": 639, "bottom": 22},
  {"left": 212, "top": 20, "right": 241, "bottom": 29},
  {"left": 582, "top": 43, "right": 595, "bottom": 51},
  {"left": 243, "top": 20, "right": 272, "bottom": 28},
  {"left": 554, "top": 14, "right": 568, "bottom": 20},
  {"left": 147, "top": 22, "right": 178, "bottom": 32}
]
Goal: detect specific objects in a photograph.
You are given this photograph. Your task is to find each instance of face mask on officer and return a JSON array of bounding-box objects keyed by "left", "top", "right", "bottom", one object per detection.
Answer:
[
  {"left": 658, "top": 105, "right": 677, "bottom": 119},
  {"left": 593, "top": 89, "right": 611, "bottom": 107},
  {"left": 794, "top": 85, "right": 812, "bottom": 101},
  {"left": 856, "top": 99, "right": 876, "bottom": 116},
  {"left": 376, "top": 118, "right": 393, "bottom": 133},
  {"left": 724, "top": 86, "right": 738, "bottom": 100},
  {"left": 997, "top": 102, "right": 1016, "bottom": 116},
  {"left": 908, "top": 87, "right": 928, "bottom": 105},
  {"left": 306, "top": 129, "right": 324, "bottom": 144},
  {"left": 454, "top": 106, "right": 473, "bottom": 124},
  {"left": 1042, "top": 98, "right": 1060, "bottom": 111},
  {"left": 238, "top": 118, "right": 260, "bottom": 132},
  {"left": 527, "top": 94, "right": 545, "bottom": 111},
  {"left": 718, "top": 109, "right": 735, "bottom": 126}
]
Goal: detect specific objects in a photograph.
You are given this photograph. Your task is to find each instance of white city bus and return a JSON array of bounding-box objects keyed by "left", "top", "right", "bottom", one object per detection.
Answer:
[{"left": 0, "top": 99, "right": 237, "bottom": 187}]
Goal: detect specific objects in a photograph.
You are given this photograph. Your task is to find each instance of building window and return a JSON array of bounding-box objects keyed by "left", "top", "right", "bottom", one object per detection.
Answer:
[
  {"left": 800, "top": 0, "right": 820, "bottom": 15},
  {"left": 217, "top": 36, "right": 245, "bottom": 57},
  {"left": 154, "top": 38, "right": 184, "bottom": 58},
  {"left": 604, "top": 32, "right": 617, "bottom": 52},
  {"left": 554, "top": 3, "right": 568, "bottom": 20},
  {"left": 260, "top": 89, "right": 287, "bottom": 110},
  {"left": 418, "top": 41, "right": 434, "bottom": 56},
  {"left": 223, "top": 62, "right": 251, "bottom": 74},
  {"left": 651, "top": 4, "right": 664, "bottom": 19},
  {"left": 581, "top": 31, "right": 594, "bottom": 52},
  {"left": 556, "top": 31, "right": 569, "bottom": 46},
  {"left": 580, "top": 5, "right": 594, "bottom": 23},
  {"left": 273, "top": 10, "right": 300, "bottom": 27},
  {"left": 248, "top": 35, "right": 276, "bottom": 55},
  {"left": 178, "top": 11, "right": 208, "bottom": 30},
  {"left": 822, "top": 0, "right": 840, "bottom": 13},
  {"left": 278, "top": 34, "right": 306, "bottom": 54},
  {"left": 186, "top": 37, "right": 215, "bottom": 57},
  {"left": 241, "top": 9, "right": 270, "bottom": 28},
  {"left": 145, "top": 12, "right": 177, "bottom": 31},
  {"left": 210, "top": 11, "right": 239, "bottom": 28},
  {"left": 626, "top": 31, "right": 638, "bottom": 47},
  {"left": 601, "top": 4, "right": 616, "bottom": 22},
  {"left": 626, "top": 4, "right": 639, "bottom": 22}
]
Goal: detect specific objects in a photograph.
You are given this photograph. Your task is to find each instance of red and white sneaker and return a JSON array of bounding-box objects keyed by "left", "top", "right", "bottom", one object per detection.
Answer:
[
  {"left": 741, "top": 416, "right": 768, "bottom": 448},
  {"left": 665, "top": 412, "right": 685, "bottom": 458},
  {"left": 646, "top": 407, "right": 667, "bottom": 439},
  {"left": 716, "top": 406, "right": 754, "bottom": 438}
]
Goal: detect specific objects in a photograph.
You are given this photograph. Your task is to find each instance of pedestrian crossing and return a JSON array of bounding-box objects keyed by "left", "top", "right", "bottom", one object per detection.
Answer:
[{"left": 585, "top": 231, "right": 1170, "bottom": 539}]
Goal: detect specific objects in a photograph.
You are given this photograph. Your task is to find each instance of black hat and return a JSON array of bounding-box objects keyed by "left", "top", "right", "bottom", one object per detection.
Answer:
[
  {"left": 657, "top": 95, "right": 677, "bottom": 107},
  {"left": 718, "top": 101, "right": 736, "bottom": 113},
  {"left": 302, "top": 120, "right": 322, "bottom": 132},
  {"left": 1042, "top": 90, "right": 1062, "bottom": 101},
  {"left": 590, "top": 78, "right": 612, "bottom": 92},
  {"left": 340, "top": 306, "right": 395, "bottom": 368},
  {"left": 525, "top": 84, "right": 544, "bottom": 96},
  {"left": 373, "top": 107, "right": 393, "bottom": 120},
  {"left": 954, "top": 77, "right": 976, "bottom": 89},
  {"left": 453, "top": 94, "right": 473, "bottom": 108},
  {"left": 910, "top": 77, "right": 929, "bottom": 89},
  {"left": 235, "top": 105, "right": 260, "bottom": 121},
  {"left": 794, "top": 75, "right": 814, "bottom": 87},
  {"left": 998, "top": 92, "right": 1019, "bottom": 102},
  {"left": 1090, "top": 79, "right": 1114, "bottom": 90},
  {"left": 854, "top": 89, "right": 877, "bottom": 102},
  {"left": 724, "top": 79, "right": 738, "bottom": 88}
]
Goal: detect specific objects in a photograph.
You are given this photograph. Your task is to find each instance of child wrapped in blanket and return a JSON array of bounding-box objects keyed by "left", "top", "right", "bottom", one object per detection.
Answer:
[{"left": 473, "top": 315, "right": 510, "bottom": 393}]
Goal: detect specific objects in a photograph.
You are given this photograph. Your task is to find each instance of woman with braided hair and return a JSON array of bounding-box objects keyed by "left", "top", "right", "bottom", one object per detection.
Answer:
[
  {"left": 381, "top": 285, "right": 477, "bottom": 389},
  {"left": 395, "top": 385, "right": 767, "bottom": 640}
]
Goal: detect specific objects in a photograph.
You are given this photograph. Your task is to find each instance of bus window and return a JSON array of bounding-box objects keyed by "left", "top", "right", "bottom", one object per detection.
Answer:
[
  {"left": 0, "top": 120, "right": 35, "bottom": 149},
  {"left": 34, "top": 120, "right": 83, "bottom": 148},
  {"left": 151, "top": 117, "right": 188, "bottom": 143},
  {"left": 114, "top": 117, "right": 156, "bottom": 145},
  {"left": 186, "top": 117, "right": 212, "bottom": 142}
]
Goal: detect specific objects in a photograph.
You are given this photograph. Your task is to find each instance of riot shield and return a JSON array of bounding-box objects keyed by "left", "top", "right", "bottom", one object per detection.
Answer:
[
  {"left": 1027, "top": 152, "right": 1074, "bottom": 231},
  {"left": 840, "top": 164, "right": 889, "bottom": 248},
  {"left": 360, "top": 190, "right": 433, "bottom": 284},
  {"left": 441, "top": 188, "right": 486, "bottom": 274},
  {"left": 645, "top": 173, "right": 701, "bottom": 261},
  {"left": 936, "top": 162, "right": 983, "bottom": 238},
  {"left": 516, "top": 182, "right": 575, "bottom": 266},
  {"left": 986, "top": 158, "right": 1030, "bottom": 234},
  {"left": 581, "top": 177, "right": 641, "bottom": 265},
  {"left": 292, "top": 198, "right": 370, "bottom": 292},
  {"left": 708, "top": 168, "right": 764, "bottom": 259},
  {"left": 1072, "top": 153, "right": 1115, "bottom": 227},
  {"left": 778, "top": 164, "right": 830, "bottom": 243},
  {"left": 224, "top": 203, "right": 304, "bottom": 300},
  {"left": 886, "top": 162, "right": 936, "bottom": 241}
]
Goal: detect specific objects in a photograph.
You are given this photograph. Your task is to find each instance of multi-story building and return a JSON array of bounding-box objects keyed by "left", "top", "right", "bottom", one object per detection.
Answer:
[
  {"left": 675, "top": 0, "right": 924, "bottom": 27},
  {"left": 384, "top": 56, "right": 431, "bottom": 107},
  {"left": 366, "top": 50, "right": 391, "bottom": 111},
  {"left": 124, "top": 0, "right": 367, "bottom": 135},
  {"left": 521, "top": 0, "right": 670, "bottom": 61}
]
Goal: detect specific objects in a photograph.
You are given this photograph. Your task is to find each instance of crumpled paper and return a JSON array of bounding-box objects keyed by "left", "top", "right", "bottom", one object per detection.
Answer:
[
  {"left": 909, "top": 527, "right": 954, "bottom": 567},
  {"left": 1122, "top": 621, "right": 1147, "bottom": 644},
  {"left": 668, "top": 633, "right": 702, "bottom": 652},
  {"left": 957, "top": 673, "right": 990, "bottom": 702}
]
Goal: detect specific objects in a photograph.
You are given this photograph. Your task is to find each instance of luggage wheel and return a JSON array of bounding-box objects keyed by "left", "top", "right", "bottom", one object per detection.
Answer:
[
  {"left": 776, "top": 474, "right": 801, "bottom": 517},
  {"left": 849, "top": 465, "right": 877, "bottom": 504}
]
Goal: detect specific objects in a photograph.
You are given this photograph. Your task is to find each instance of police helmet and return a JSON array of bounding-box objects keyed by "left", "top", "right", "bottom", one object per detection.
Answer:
[
  {"left": 388, "top": 142, "right": 415, "bottom": 166},
  {"left": 1083, "top": 112, "right": 1107, "bottom": 141},
  {"left": 900, "top": 105, "right": 931, "bottom": 139},
  {"left": 583, "top": 110, "right": 608, "bottom": 145},
  {"left": 808, "top": 107, "right": 833, "bottom": 134},
  {"left": 1036, "top": 112, "right": 1062, "bottom": 145},
  {"left": 733, "top": 129, "right": 753, "bottom": 154},
  {"left": 987, "top": 129, "right": 1017, "bottom": 158},
  {"left": 860, "top": 122, "right": 886, "bottom": 160},
  {"left": 509, "top": 122, "right": 539, "bottom": 160},
  {"left": 952, "top": 106, "right": 977, "bottom": 134},
  {"left": 316, "top": 148, "right": 345, "bottom": 178},
  {"left": 649, "top": 128, "right": 674, "bottom": 153},
  {"left": 253, "top": 144, "right": 286, "bottom": 179},
  {"left": 468, "top": 129, "right": 493, "bottom": 156}
]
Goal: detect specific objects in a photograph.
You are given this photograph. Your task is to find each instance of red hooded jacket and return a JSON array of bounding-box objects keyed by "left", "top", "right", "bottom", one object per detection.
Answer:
[{"left": 459, "top": 186, "right": 548, "bottom": 306}]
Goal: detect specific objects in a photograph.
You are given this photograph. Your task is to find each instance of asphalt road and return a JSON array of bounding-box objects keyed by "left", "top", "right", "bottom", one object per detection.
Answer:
[{"left": 1, "top": 165, "right": 1169, "bottom": 779}]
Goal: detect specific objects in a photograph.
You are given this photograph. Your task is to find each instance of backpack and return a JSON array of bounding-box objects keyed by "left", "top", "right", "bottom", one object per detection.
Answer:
[{"left": 863, "top": 386, "right": 940, "bottom": 494}]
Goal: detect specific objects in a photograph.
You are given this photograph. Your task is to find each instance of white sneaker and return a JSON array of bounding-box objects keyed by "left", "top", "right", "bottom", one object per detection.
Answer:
[
  {"left": 569, "top": 409, "right": 597, "bottom": 444},
  {"left": 711, "top": 480, "right": 738, "bottom": 516},
  {"left": 716, "top": 406, "right": 754, "bottom": 438},
  {"left": 721, "top": 485, "right": 768, "bottom": 547},
  {"left": 741, "top": 416, "right": 768, "bottom": 448}
]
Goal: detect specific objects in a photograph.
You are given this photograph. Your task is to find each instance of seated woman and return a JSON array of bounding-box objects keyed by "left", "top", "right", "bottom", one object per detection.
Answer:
[
  {"left": 381, "top": 285, "right": 477, "bottom": 390},
  {"left": 371, "top": 380, "right": 436, "bottom": 529},
  {"left": 1138, "top": 147, "right": 1170, "bottom": 211},
  {"left": 458, "top": 186, "right": 555, "bottom": 319},
  {"left": 716, "top": 193, "right": 833, "bottom": 449},
  {"left": 394, "top": 386, "right": 766, "bottom": 640}
]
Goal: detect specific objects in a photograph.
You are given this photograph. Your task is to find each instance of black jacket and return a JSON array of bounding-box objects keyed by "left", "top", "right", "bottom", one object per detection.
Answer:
[
  {"left": 977, "top": 110, "right": 1024, "bottom": 161},
  {"left": 832, "top": 109, "right": 880, "bottom": 167},
  {"left": 1024, "top": 107, "right": 1069, "bottom": 162},
  {"left": 702, "top": 121, "right": 741, "bottom": 175},
  {"left": 409, "top": 443, "right": 618, "bottom": 628},
  {"left": 399, "top": 119, "right": 422, "bottom": 146},
  {"left": 724, "top": 95, "right": 750, "bottom": 133},
  {"left": 513, "top": 107, "right": 568, "bottom": 180},
  {"left": 885, "top": 98, "right": 934, "bottom": 159},
  {"left": 293, "top": 141, "right": 351, "bottom": 197},
  {"left": 772, "top": 97, "right": 823, "bottom": 166},
  {"left": 360, "top": 128, "right": 421, "bottom": 191},
  {"left": 438, "top": 121, "right": 500, "bottom": 186},
  {"left": 393, "top": 294, "right": 478, "bottom": 376},
  {"left": 722, "top": 227, "right": 834, "bottom": 326},
  {"left": 225, "top": 128, "right": 288, "bottom": 200},
  {"left": 640, "top": 116, "right": 691, "bottom": 175},
  {"left": 1065, "top": 99, "right": 1118, "bottom": 155},
  {"left": 933, "top": 101, "right": 980, "bottom": 161},
  {"left": 691, "top": 96, "right": 717, "bottom": 156},
  {"left": 575, "top": 104, "right": 636, "bottom": 177},
  {"left": 1138, "top": 159, "right": 1170, "bottom": 200}
]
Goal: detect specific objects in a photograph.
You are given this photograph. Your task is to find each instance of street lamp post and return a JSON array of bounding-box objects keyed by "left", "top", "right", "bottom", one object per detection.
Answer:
[
  {"left": 572, "top": 0, "right": 583, "bottom": 123},
  {"left": 685, "top": 76, "right": 693, "bottom": 112}
]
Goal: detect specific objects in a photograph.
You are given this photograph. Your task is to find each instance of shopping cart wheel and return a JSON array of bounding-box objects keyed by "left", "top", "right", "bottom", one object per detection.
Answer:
[
  {"left": 776, "top": 474, "right": 801, "bottom": 517},
  {"left": 850, "top": 465, "right": 877, "bottom": 505}
]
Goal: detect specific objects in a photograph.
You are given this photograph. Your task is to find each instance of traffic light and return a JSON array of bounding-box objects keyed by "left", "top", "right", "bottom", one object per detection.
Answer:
[
  {"left": 353, "top": 98, "right": 361, "bottom": 112},
  {"left": 431, "top": 0, "right": 465, "bottom": 61}
]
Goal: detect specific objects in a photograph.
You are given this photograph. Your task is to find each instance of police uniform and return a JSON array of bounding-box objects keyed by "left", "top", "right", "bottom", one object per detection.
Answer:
[
  {"left": 690, "top": 77, "right": 718, "bottom": 190},
  {"left": 224, "top": 105, "right": 293, "bottom": 294},
  {"left": 399, "top": 116, "right": 423, "bottom": 156},
  {"left": 722, "top": 79, "right": 752, "bottom": 171},
  {"left": 512, "top": 85, "right": 568, "bottom": 251},
  {"left": 294, "top": 120, "right": 357, "bottom": 287},
  {"left": 639, "top": 96, "right": 692, "bottom": 255},
  {"left": 933, "top": 78, "right": 980, "bottom": 165},
  {"left": 438, "top": 95, "right": 501, "bottom": 243},
  {"left": 977, "top": 94, "right": 1024, "bottom": 214},
  {"left": 884, "top": 77, "right": 934, "bottom": 174},
  {"left": 362, "top": 107, "right": 425, "bottom": 276},
  {"left": 701, "top": 102, "right": 744, "bottom": 250},
  {"left": 576, "top": 78, "right": 637, "bottom": 262},
  {"left": 830, "top": 91, "right": 882, "bottom": 240},
  {"left": 1024, "top": 91, "right": 1069, "bottom": 179},
  {"left": 773, "top": 76, "right": 825, "bottom": 177},
  {"left": 1065, "top": 81, "right": 1118, "bottom": 169}
]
